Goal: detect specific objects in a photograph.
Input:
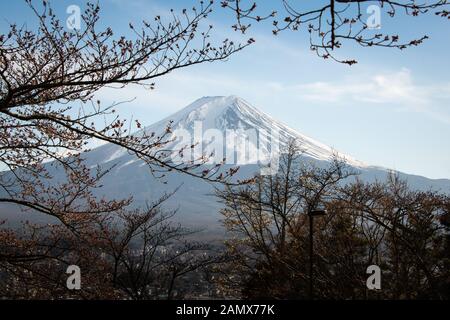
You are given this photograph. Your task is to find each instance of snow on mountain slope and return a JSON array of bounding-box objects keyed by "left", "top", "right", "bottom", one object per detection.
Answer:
[{"left": 91, "top": 95, "right": 366, "bottom": 169}]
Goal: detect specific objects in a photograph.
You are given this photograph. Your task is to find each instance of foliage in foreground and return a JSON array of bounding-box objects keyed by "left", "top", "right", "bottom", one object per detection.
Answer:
[{"left": 215, "top": 143, "right": 450, "bottom": 299}]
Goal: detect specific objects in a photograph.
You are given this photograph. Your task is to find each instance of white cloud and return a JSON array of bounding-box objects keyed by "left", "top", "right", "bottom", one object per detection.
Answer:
[
  {"left": 295, "top": 69, "right": 418, "bottom": 104},
  {"left": 287, "top": 68, "right": 450, "bottom": 123}
]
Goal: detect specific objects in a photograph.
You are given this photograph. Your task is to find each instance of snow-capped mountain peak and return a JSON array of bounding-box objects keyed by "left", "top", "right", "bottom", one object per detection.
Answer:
[{"left": 142, "top": 95, "right": 366, "bottom": 168}]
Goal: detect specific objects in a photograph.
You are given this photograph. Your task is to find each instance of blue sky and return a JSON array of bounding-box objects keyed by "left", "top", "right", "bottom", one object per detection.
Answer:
[{"left": 1, "top": 0, "right": 449, "bottom": 179}]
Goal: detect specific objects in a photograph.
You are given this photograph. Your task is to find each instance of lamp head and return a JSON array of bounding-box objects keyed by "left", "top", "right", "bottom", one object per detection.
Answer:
[{"left": 309, "top": 209, "right": 326, "bottom": 216}]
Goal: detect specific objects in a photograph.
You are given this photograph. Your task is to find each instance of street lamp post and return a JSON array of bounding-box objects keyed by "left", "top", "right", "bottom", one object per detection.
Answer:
[{"left": 308, "top": 208, "right": 326, "bottom": 300}]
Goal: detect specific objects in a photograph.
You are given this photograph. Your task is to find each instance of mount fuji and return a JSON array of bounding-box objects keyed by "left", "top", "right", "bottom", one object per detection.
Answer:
[
  {"left": 2, "top": 96, "right": 450, "bottom": 237},
  {"left": 87, "top": 95, "right": 366, "bottom": 170}
]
